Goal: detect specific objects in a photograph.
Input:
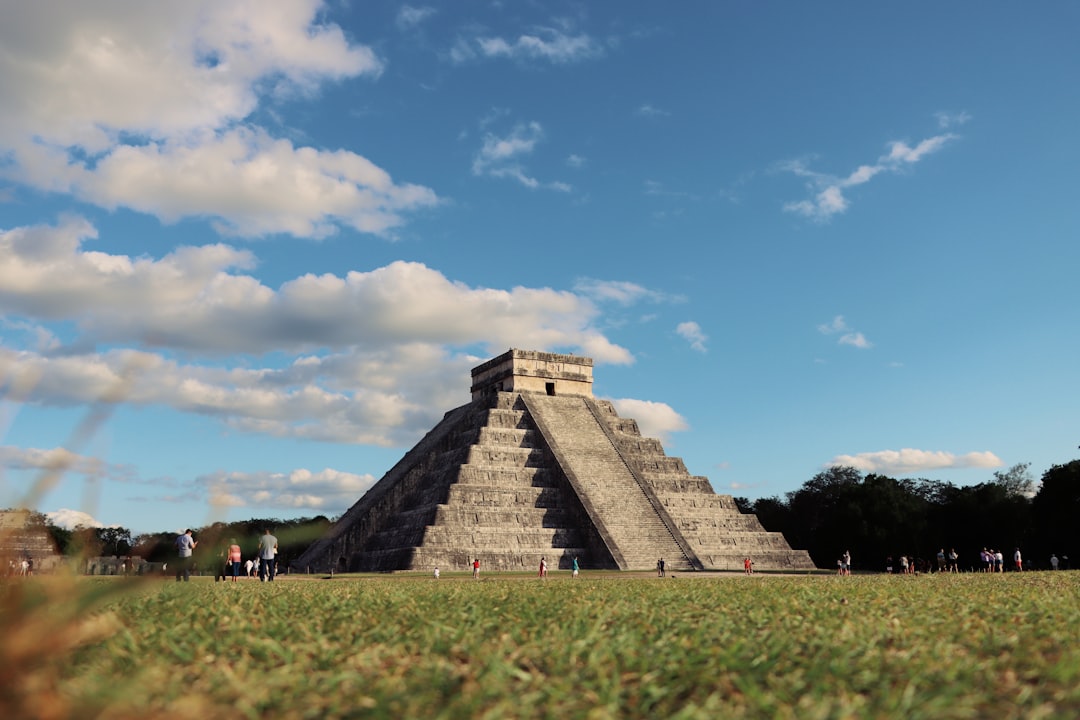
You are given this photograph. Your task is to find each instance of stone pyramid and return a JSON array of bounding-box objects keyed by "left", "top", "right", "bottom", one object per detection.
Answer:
[
  {"left": 295, "top": 350, "right": 815, "bottom": 573},
  {"left": 1, "top": 510, "right": 61, "bottom": 569}
]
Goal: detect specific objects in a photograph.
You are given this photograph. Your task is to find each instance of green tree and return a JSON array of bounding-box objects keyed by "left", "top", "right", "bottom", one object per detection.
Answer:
[
  {"left": 1031, "top": 460, "right": 1080, "bottom": 563},
  {"left": 992, "top": 462, "right": 1036, "bottom": 498}
]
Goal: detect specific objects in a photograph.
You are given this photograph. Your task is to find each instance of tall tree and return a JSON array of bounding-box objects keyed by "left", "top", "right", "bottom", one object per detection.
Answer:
[
  {"left": 1031, "top": 460, "right": 1080, "bottom": 563},
  {"left": 992, "top": 463, "right": 1036, "bottom": 498}
]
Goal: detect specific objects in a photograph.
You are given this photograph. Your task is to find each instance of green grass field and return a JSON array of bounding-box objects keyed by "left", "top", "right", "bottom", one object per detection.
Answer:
[{"left": 4, "top": 571, "right": 1080, "bottom": 719}]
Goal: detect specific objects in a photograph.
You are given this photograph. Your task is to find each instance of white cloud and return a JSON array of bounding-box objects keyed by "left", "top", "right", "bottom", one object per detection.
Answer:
[
  {"left": 566, "top": 154, "right": 586, "bottom": 168},
  {"left": 199, "top": 467, "right": 376, "bottom": 513},
  {"left": 817, "top": 315, "right": 873, "bottom": 350},
  {"left": 457, "top": 27, "right": 602, "bottom": 65},
  {"left": 74, "top": 129, "right": 439, "bottom": 238},
  {"left": 472, "top": 122, "right": 568, "bottom": 191},
  {"left": 0, "top": 217, "right": 641, "bottom": 445},
  {"left": 397, "top": 6, "right": 436, "bottom": 30},
  {"left": 0, "top": 218, "right": 630, "bottom": 360},
  {"left": 817, "top": 316, "right": 848, "bottom": 334},
  {"left": 838, "top": 332, "right": 871, "bottom": 349},
  {"left": 45, "top": 508, "right": 115, "bottom": 530},
  {"left": 573, "top": 279, "right": 679, "bottom": 306},
  {"left": 0, "top": 1, "right": 438, "bottom": 238},
  {"left": 936, "top": 111, "right": 972, "bottom": 129},
  {"left": 828, "top": 449, "right": 1003, "bottom": 475},
  {"left": 885, "top": 135, "right": 955, "bottom": 165},
  {"left": 676, "top": 321, "right": 708, "bottom": 353},
  {"left": 609, "top": 398, "right": 688, "bottom": 442},
  {"left": 0, "top": 445, "right": 106, "bottom": 477},
  {"left": 783, "top": 128, "right": 959, "bottom": 222},
  {"left": 635, "top": 104, "right": 670, "bottom": 118}
]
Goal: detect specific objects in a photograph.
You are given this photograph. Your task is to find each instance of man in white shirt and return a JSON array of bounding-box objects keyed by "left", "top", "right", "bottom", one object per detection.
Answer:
[
  {"left": 175, "top": 529, "right": 197, "bottom": 582},
  {"left": 258, "top": 528, "right": 278, "bottom": 582}
]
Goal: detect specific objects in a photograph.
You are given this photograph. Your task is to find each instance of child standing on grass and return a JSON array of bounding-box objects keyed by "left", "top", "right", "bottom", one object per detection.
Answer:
[{"left": 472, "top": 558, "right": 480, "bottom": 579}]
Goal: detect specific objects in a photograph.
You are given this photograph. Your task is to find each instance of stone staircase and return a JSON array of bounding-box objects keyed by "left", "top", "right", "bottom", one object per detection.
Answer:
[
  {"left": 521, "top": 394, "right": 699, "bottom": 571},
  {"left": 310, "top": 393, "right": 602, "bottom": 573},
  {"left": 591, "top": 400, "right": 816, "bottom": 571}
]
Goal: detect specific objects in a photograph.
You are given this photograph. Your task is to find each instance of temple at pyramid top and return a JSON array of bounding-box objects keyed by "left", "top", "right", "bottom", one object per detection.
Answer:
[
  {"left": 471, "top": 349, "right": 593, "bottom": 400},
  {"left": 295, "top": 349, "right": 815, "bottom": 574}
]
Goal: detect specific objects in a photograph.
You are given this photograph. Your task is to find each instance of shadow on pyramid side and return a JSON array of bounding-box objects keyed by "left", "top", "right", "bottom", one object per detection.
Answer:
[{"left": 294, "top": 350, "right": 816, "bottom": 573}]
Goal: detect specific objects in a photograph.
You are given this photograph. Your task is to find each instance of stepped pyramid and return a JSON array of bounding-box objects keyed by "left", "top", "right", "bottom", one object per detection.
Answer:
[
  {"left": 295, "top": 350, "right": 815, "bottom": 573},
  {"left": 1, "top": 510, "right": 61, "bottom": 569}
]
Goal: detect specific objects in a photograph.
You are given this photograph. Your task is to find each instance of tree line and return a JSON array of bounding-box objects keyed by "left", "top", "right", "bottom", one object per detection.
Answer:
[
  {"left": 735, "top": 459, "right": 1080, "bottom": 572},
  {"left": 130, "top": 516, "right": 332, "bottom": 572},
  {"left": 11, "top": 512, "right": 331, "bottom": 573}
]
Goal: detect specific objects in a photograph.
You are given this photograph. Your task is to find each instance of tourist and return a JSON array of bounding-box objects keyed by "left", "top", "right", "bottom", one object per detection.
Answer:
[
  {"left": 538, "top": 557, "right": 547, "bottom": 578},
  {"left": 215, "top": 542, "right": 229, "bottom": 582},
  {"left": 744, "top": 557, "right": 753, "bottom": 575},
  {"left": 175, "top": 529, "right": 197, "bottom": 582},
  {"left": 572, "top": 556, "right": 579, "bottom": 578},
  {"left": 657, "top": 558, "right": 666, "bottom": 578},
  {"left": 472, "top": 558, "right": 480, "bottom": 579},
  {"left": 258, "top": 528, "right": 278, "bottom": 582},
  {"left": 1051, "top": 554, "right": 1059, "bottom": 570},
  {"left": 899, "top": 555, "right": 909, "bottom": 575},
  {"left": 994, "top": 549, "right": 1004, "bottom": 573},
  {"left": 842, "top": 550, "right": 851, "bottom": 576},
  {"left": 227, "top": 538, "right": 242, "bottom": 582},
  {"left": 245, "top": 558, "right": 254, "bottom": 578},
  {"left": 433, "top": 566, "right": 440, "bottom": 580},
  {"left": 936, "top": 549, "right": 946, "bottom": 573},
  {"left": 1013, "top": 547, "right": 1023, "bottom": 572},
  {"left": 948, "top": 548, "right": 959, "bottom": 573}
]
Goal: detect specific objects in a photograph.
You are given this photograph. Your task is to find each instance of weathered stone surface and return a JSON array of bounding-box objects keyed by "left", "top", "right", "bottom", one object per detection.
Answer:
[
  {"left": 295, "top": 349, "right": 815, "bottom": 573},
  {"left": 1, "top": 510, "right": 62, "bottom": 571}
]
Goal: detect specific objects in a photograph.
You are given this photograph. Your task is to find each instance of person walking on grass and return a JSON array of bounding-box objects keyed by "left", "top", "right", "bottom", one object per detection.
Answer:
[
  {"left": 572, "top": 556, "right": 579, "bottom": 578},
  {"left": 744, "top": 557, "right": 753, "bottom": 575},
  {"left": 538, "top": 557, "right": 547, "bottom": 578},
  {"left": 227, "top": 539, "right": 242, "bottom": 582},
  {"left": 472, "top": 558, "right": 480, "bottom": 579},
  {"left": 175, "top": 529, "right": 197, "bottom": 582},
  {"left": 258, "top": 528, "right": 278, "bottom": 582},
  {"left": 1013, "top": 548, "right": 1023, "bottom": 572}
]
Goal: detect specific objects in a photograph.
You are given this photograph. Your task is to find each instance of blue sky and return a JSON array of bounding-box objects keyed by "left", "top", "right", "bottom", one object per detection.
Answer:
[{"left": 1, "top": 2, "right": 1077, "bottom": 535}]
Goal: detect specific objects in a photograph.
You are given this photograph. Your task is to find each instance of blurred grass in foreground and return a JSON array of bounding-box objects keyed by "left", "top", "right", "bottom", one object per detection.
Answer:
[{"left": 3, "top": 571, "right": 1079, "bottom": 719}]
